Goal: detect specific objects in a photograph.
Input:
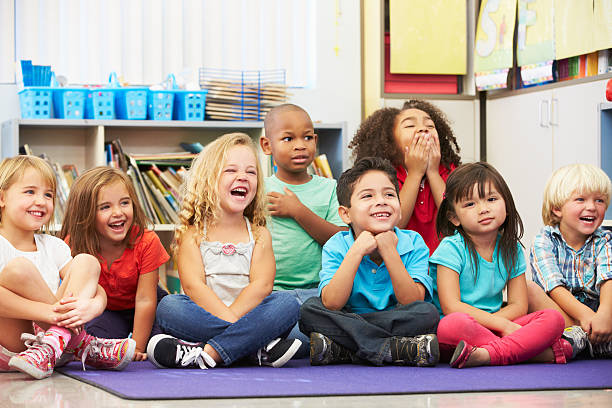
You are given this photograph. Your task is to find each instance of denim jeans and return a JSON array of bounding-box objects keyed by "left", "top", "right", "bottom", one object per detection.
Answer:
[
  {"left": 156, "top": 291, "right": 300, "bottom": 366},
  {"left": 86, "top": 286, "right": 168, "bottom": 339},
  {"left": 299, "top": 297, "right": 439, "bottom": 365},
  {"left": 276, "top": 287, "right": 319, "bottom": 358}
]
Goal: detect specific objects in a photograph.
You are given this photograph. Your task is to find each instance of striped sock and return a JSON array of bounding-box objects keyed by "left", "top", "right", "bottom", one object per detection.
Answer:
[{"left": 44, "top": 326, "right": 72, "bottom": 360}]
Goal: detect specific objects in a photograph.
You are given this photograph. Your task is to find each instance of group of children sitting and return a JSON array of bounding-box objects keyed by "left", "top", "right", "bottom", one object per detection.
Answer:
[{"left": 0, "top": 100, "right": 610, "bottom": 381}]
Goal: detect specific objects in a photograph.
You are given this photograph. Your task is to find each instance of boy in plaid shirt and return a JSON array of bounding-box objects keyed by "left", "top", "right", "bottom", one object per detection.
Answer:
[{"left": 528, "top": 164, "right": 612, "bottom": 359}]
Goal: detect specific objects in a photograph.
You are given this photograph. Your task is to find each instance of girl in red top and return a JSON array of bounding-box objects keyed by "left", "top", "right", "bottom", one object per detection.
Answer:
[
  {"left": 350, "top": 100, "right": 461, "bottom": 253},
  {"left": 60, "top": 167, "right": 169, "bottom": 361}
]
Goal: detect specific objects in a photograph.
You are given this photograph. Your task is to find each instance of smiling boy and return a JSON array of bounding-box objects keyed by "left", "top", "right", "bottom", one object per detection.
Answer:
[
  {"left": 298, "top": 157, "right": 439, "bottom": 366},
  {"left": 528, "top": 164, "right": 612, "bottom": 358}
]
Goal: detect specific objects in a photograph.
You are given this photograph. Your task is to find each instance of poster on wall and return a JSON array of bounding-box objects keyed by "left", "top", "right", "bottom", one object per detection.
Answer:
[
  {"left": 516, "top": 0, "right": 554, "bottom": 66},
  {"left": 554, "top": 0, "right": 595, "bottom": 60},
  {"left": 594, "top": 0, "right": 612, "bottom": 51},
  {"left": 389, "top": 0, "right": 466, "bottom": 75},
  {"left": 474, "top": 0, "right": 517, "bottom": 90}
]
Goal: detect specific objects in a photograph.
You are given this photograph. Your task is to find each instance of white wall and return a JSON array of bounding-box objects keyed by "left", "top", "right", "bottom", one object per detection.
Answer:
[{"left": 0, "top": 84, "right": 19, "bottom": 124}]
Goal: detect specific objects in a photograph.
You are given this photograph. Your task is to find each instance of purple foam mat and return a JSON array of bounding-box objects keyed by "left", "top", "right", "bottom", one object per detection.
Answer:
[{"left": 56, "top": 359, "right": 612, "bottom": 400}]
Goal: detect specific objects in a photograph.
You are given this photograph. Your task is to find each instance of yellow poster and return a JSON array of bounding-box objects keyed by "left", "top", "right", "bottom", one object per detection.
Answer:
[
  {"left": 389, "top": 0, "right": 466, "bottom": 75},
  {"left": 517, "top": 0, "right": 554, "bottom": 66},
  {"left": 554, "top": 0, "right": 595, "bottom": 59},
  {"left": 594, "top": 0, "right": 612, "bottom": 51},
  {"left": 474, "top": 0, "right": 517, "bottom": 72}
]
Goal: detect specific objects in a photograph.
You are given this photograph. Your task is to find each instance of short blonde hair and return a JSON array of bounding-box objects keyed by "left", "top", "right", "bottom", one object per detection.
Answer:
[
  {"left": 0, "top": 155, "right": 57, "bottom": 231},
  {"left": 542, "top": 164, "right": 612, "bottom": 226},
  {"left": 174, "top": 133, "right": 266, "bottom": 253}
]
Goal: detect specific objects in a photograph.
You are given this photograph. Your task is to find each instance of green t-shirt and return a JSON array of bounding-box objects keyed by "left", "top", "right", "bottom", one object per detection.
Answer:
[{"left": 265, "top": 175, "right": 345, "bottom": 290}]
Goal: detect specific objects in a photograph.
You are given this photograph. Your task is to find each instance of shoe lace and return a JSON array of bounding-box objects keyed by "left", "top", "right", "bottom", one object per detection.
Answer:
[
  {"left": 79, "top": 337, "right": 116, "bottom": 371},
  {"left": 19, "top": 333, "right": 52, "bottom": 365},
  {"left": 176, "top": 344, "right": 216, "bottom": 369}
]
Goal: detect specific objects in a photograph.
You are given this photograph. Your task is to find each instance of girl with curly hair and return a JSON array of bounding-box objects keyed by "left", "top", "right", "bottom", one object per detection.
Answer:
[
  {"left": 148, "top": 133, "right": 301, "bottom": 370},
  {"left": 350, "top": 100, "right": 462, "bottom": 253}
]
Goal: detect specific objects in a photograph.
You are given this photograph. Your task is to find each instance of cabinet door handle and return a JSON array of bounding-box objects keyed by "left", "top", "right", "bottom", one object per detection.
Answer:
[
  {"left": 550, "top": 98, "right": 558, "bottom": 126},
  {"left": 539, "top": 99, "right": 550, "bottom": 128}
]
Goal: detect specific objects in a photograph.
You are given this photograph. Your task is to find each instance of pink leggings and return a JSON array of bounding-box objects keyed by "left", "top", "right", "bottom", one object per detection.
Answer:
[{"left": 437, "top": 309, "right": 569, "bottom": 365}]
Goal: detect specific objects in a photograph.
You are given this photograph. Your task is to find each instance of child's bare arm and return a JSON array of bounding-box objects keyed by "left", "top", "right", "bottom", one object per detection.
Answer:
[
  {"left": 321, "top": 231, "right": 376, "bottom": 310},
  {"left": 132, "top": 271, "right": 159, "bottom": 360},
  {"left": 376, "top": 231, "right": 425, "bottom": 304},
  {"left": 229, "top": 227, "right": 275, "bottom": 319},
  {"left": 549, "top": 285, "right": 596, "bottom": 330},
  {"left": 55, "top": 284, "right": 106, "bottom": 328},
  {"left": 494, "top": 274, "right": 528, "bottom": 321},
  {"left": 267, "top": 187, "right": 346, "bottom": 245},
  {"left": 178, "top": 227, "right": 238, "bottom": 323},
  {"left": 437, "top": 265, "right": 520, "bottom": 336},
  {"left": 589, "top": 279, "right": 612, "bottom": 344}
]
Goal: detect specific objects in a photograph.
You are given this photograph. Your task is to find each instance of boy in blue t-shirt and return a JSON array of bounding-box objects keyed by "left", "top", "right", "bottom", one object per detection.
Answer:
[
  {"left": 299, "top": 157, "right": 440, "bottom": 366},
  {"left": 260, "top": 104, "right": 347, "bottom": 357}
]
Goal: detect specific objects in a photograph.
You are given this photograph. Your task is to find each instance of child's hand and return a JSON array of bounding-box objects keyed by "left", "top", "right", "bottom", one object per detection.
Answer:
[
  {"left": 267, "top": 188, "right": 303, "bottom": 218},
  {"left": 54, "top": 295, "right": 102, "bottom": 328},
  {"left": 500, "top": 320, "right": 522, "bottom": 337},
  {"left": 588, "top": 309, "right": 612, "bottom": 344},
  {"left": 426, "top": 133, "right": 441, "bottom": 177},
  {"left": 403, "top": 133, "right": 429, "bottom": 177},
  {"left": 353, "top": 231, "right": 378, "bottom": 256},
  {"left": 374, "top": 230, "right": 398, "bottom": 257},
  {"left": 133, "top": 351, "right": 147, "bottom": 361}
]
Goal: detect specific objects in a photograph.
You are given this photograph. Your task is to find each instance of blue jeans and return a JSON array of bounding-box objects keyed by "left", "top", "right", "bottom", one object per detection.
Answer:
[
  {"left": 276, "top": 288, "right": 319, "bottom": 358},
  {"left": 156, "top": 291, "right": 300, "bottom": 366},
  {"left": 299, "top": 297, "right": 439, "bottom": 366}
]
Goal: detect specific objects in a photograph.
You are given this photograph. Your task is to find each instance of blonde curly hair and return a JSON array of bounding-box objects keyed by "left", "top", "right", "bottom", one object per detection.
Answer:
[{"left": 174, "top": 133, "right": 266, "bottom": 254}]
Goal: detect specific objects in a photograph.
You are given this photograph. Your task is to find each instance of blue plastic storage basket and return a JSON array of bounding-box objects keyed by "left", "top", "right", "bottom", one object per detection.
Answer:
[
  {"left": 174, "top": 90, "right": 207, "bottom": 121},
  {"left": 19, "top": 87, "right": 52, "bottom": 119},
  {"left": 52, "top": 88, "right": 87, "bottom": 119},
  {"left": 114, "top": 88, "right": 147, "bottom": 120},
  {"left": 85, "top": 89, "right": 115, "bottom": 120},
  {"left": 147, "top": 90, "right": 174, "bottom": 120}
]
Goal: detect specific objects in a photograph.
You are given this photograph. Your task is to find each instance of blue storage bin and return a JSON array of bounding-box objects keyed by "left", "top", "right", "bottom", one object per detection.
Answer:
[
  {"left": 147, "top": 90, "right": 174, "bottom": 120},
  {"left": 114, "top": 88, "right": 147, "bottom": 120},
  {"left": 174, "top": 90, "right": 207, "bottom": 121},
  {"left": 19, "top": 87, "right": 52, "bottom": 119},
  {"left": 52, "top": 88, "right": 87, "bottom": 119},
  {"left": 85, "top": 89, "right": 115, "bottom": 119}
]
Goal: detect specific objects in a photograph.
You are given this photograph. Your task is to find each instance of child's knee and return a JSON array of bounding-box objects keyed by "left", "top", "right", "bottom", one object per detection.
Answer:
[
  {"left": 71, "top": 253, "right": 101, "bottom": 280},
  {"left": 437, "top": 312, "right": 473, "bottom": 342},
  {"left": 0, "top": 257, "right": 39, "bottom": 282},
  {"left": 537, "top": 309, "right": 565, "bottom": 333}
]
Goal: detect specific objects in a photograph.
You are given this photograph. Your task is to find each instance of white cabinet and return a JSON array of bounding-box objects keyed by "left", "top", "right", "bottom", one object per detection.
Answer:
[{"left": 487, "top": 79, "right": 608, "bottom": 247}]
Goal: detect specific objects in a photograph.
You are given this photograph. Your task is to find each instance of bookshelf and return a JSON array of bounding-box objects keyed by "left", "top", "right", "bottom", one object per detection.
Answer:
[
  {"left": 0, "top": 118, "right": 348, "bottom": 227},
  {"left": 601, "top": 102, "right": 612, "bottom": 223}
]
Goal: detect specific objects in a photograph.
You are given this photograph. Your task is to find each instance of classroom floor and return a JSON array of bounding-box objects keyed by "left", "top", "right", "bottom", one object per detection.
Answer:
[{"left": 2, "top": 370, "right": 612, "bottom": 408}]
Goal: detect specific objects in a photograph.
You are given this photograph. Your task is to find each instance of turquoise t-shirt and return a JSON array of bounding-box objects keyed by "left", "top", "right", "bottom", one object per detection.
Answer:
[
  {"left": 265, "top": 175, "right": 345, "bottom": 290},
  {"left": 428, "top": 233, "right": 525, "bottom": 316}
]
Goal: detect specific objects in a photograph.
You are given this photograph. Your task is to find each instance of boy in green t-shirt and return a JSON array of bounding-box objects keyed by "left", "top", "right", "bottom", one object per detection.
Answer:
[{"left": 260, "top": 104, "right": 347, "bottom": 357}]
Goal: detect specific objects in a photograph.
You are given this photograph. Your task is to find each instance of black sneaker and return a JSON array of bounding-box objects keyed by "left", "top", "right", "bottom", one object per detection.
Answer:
[
  {"left": 309, "top": 332, "right": 354, "bottom": 366},
  {"left": 146, "top": 334, "right": 216, "bottom": 369},
  {"left": 254, "top": 338, "right": 302, "bottom": 368},
  {"left": 389, "top": 334, "right": 439, "bottom": 367},
  {"left": 591, "top": 340, "right": 612, "bottom": 359}
]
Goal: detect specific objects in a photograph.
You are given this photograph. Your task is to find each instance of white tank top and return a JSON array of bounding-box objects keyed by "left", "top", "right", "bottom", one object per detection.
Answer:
[{"left": 200, "top": 217, "right": 254, "bottom": 306}]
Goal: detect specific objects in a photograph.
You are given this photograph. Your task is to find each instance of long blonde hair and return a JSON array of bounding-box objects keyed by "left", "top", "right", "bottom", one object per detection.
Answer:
[
  {"left": 59, "top": 166, "right": 150, "bottom": 256},
  {"left": 174, "top": 133, "right": 266, "bottom": 253},
  {"left": 0, "top": 155, "right": 57, "bottom": 232}
]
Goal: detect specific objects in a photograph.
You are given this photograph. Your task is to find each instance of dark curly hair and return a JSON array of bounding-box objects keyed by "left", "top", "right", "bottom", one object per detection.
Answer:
[{"left": 349, "top": 100, "right": 461, "bottom": 170}]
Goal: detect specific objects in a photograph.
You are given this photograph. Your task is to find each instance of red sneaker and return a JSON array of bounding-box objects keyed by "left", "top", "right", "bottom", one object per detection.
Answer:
[
  {"left": 73, "top": 333, "right": 136, "bottom": 371},
  {"left": 8, "top": 333, "right": 56, "bottom": 379}
]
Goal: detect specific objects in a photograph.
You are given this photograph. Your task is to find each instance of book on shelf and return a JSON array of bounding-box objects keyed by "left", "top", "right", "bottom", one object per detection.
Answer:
[
  {"left": 62, "top": 164, "right": 79, "bottom": 188},
  {"left": 312, "top": 154, "right": 333, "bottom": 179}
]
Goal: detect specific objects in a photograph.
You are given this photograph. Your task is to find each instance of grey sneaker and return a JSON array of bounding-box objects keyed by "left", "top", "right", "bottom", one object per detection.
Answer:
[
  {"left": 309, "top": 332, "right": 354, "bottom": 366},
  {"left": 591, "top": 340, "right": 612, "bottom": 359},
  {"left": 562, "top": 326, "right": 588, "bottom": 359},
  {"left": 389, "top": 334, "right": 439, "bottom": 367}
]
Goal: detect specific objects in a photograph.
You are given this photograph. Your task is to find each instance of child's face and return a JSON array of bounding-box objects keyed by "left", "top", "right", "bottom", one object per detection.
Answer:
[
  {"left": 450, "top": 183, "right": 507, "bottom": 239},
  {"left": 553, "top": 190, "right": 607, "bottom": 246},
  {"left": 218, "top": 145, "right": 258, "bottom": 216},
  {"left": 393, "top": 108, "right": 438, "bottom": 153},
  {"left": 95, "top": 181, "right": 134, "bottom": 247},
  {"left": 0, "top": 167, "right": 54, "bottom": 232},
  {"left": 339, "top": 170, "right": 400, "bottom": 237},
  {"left": 261, "top": 110, "right": 317, "bottom": 180}
]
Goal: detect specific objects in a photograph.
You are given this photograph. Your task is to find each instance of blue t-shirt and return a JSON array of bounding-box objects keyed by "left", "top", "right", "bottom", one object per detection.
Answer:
[
  {"left": 319, "top": 227, "right": 433, "bottom": 314},
  {"left": 429, "top": 233, "right": 525, "bottom": 316}
]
